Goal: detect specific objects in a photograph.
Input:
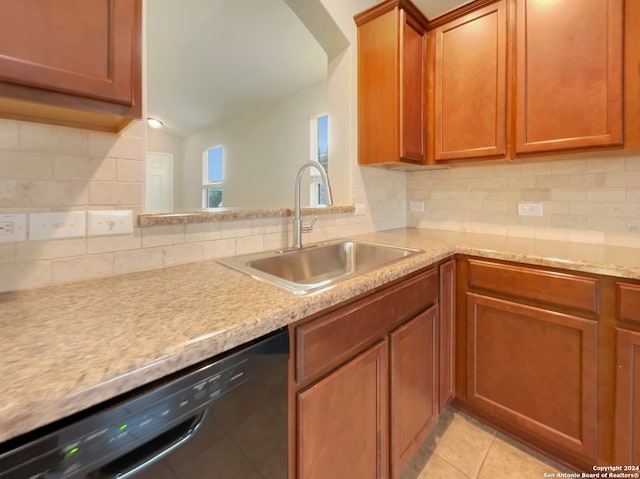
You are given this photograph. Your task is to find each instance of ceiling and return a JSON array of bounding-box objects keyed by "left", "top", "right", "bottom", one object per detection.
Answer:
[{"left": 146, "top": 0, "right": 474, "bottom": 137}]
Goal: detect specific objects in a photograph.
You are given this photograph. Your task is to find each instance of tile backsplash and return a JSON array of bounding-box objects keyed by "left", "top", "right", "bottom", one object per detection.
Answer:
[
  {"left": 407, "top": 153, "right": 640, "bottom": 247},
  {"left": 0, "top": 118, "right": 406, "bottom": 293}
]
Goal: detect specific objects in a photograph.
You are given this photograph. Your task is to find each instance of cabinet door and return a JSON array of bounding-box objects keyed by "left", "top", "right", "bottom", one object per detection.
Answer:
[
  {"left": 400, "top": 10, "right": 426, "bottom": 163},
  {"left": 614, "top": 328, "right": 640, "bottom": 464},
  {"left": 515, "top": 0, "right": 623, "bottom": 153},
  {"left": 297, "top": 341, "right": 388, "bottom": 479},
  {"left": 467, "top": 293, "right": 598, "bottom": 460},
  {"left": 434, "top": 1, "right": 507, "bottom": 161},
  {"left": 390, "top": 305, "right": 438, "bottom": 479},
  {"left": 0, "top": 0, "right": 139, "bottom": 106},
  {"left": 439, "top": 259, "right": 456, "bottom": 411}
]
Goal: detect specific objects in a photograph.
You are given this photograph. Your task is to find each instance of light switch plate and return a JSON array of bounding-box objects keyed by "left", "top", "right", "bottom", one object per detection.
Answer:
[
  {"left": 87, "top": 210, "right": 133, "bottom": 236},
  {"left": 29, "top": 211, "right": 86, "bottom": 240},
  {"left": 518, "top": 202, "right": 544, "bottom": 217},
  {"left": 0, "top": 213, "right": 27, "bottom": 243},
  {"left": 409, "top": 201, "right": 425, "bottom": 212}
]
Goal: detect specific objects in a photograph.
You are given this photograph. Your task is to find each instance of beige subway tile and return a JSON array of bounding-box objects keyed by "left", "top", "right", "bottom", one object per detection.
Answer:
[
  {"left": 0, "top": 180, "right": 23, "bottom": 207},
  {"left": 551, "top": 215, "right": 587, "bottom": 230},
  {"left": 605, "top": 172, "right": 640, "bottom": 188},
  {"left": 115, "top": 247, "right": 163, "bottom": 274},
  {"left": 549, "top": 188, "right": 586, "bottom": 201},
  {"left": 0, "top": 120, "right": 19, "bottom": 149},
  {"left": 202, "top": 238, "right": 235, "bottom": 259},
  {"left": 535, "top": 227, "right": 568, "bottom": 242},
  {"left": 251, "top": 218, "right": 285, "bottom": 235},
  {"left": 586, "top": 215, "right": 626, "bottom": 232},
  {"left": 52, "top": 253, "right": 114, "bottom": 283},
  {"left": 588, "top": 157, "right": 626, "bottom": 173},
  {"left": 626, "top": 218, "right": 640, "bottom": 234},
  {"left": 28, "top": 181, "right": 89, "bottom": 207},
  {"left": 89, "top": 182, "right": 143, "bottom": 206},
  {"left": 517, "top": 214, "right": 552, "bottom": 227},
  {"left": 185, "top": 222, "right": 221, "bottom": 242},
  {"left": 141, "top": 224, "right": 185, "bottom": 247},
  {"left": 481, "top": 177, "right": 509, "bottom": 190},
  {"left": 19, "top": 123, "right": 89, "bottom": 155},
  {"left": 0, "top": 151, "right": 54, "bottom": 179},
  {"left": 0, "top": 261, "right": 52, "bottom": 292},
  {"left": 521, "top": 188, "right": 551, "bottom": 201},
  {"left": 569, "top": 201, "right": 604, "bottom": 216},
  {"left": 485, "top": 189, "right": 521, "bottom": 201},
  {"left": 263, "top": 232, "right": 288, "bottom": 251},
  {"left": 520, "top": 162, "right": 552, "bottom": 176},
  {"left": 55, "top": 155, "right": 117, "bottom": 181},
  {"left": 628, "top": 188, "right": 640, "bottom": 202},
  {"left": 568, "top": 229, "right": 604, "bottom": 244},
  {"left": 506, "top": 224, "right": 536, "bottom": 239},
  {"left": 551, "top": 159, "right": 586, "bottom": 175},
  {"left": 625, "top": 156, "right": 640, "bottom": 172},
  {"left": 89, "top": 133, "right": 144, "bottom": 160},
  {"left": 507, "top": 176, "right": 536, "bottom": 188},
  {"left": 482, "top": 200, "right": 509, "bottom": 213},
  {"left": 17, "top": 238, "right": 87, "bottom": 262},
  {"left": 162, "top": 242, "right": 203, "bottom": 266},
  {"left": 219, "top": 220, "right": 253, "bottom": 239},
  {"left": 568, "top": 173, "right": 606, "bottom": 188},
  {"left": 117, "top": 159, "right": 145, "bottom": 182},
  {"left": 0, "top": 243, "right": 16, "bottom": 264},
  {"left": 535, "top": 175, "right": 569, "bottom": 188},
  {"left": 543, "top": 201, "right": 569, "bottom": 215},
  {"left": 603, "top": 232, "right": 640, "bottom": 247},
  {"left": 586, "top": 188, "right": 626, "bottom": 202},
  {"left": 492, "top": 163, "right": 522, "bottom": 177},
  {"left": 604, "top": 202, "right": 628, "bottom": 218},
  {"left": 87, "top": 232, "right": 142, "bottom": 254}
]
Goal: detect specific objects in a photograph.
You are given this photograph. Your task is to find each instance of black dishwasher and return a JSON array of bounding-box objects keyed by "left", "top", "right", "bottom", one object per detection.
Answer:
[{"left": 0, "top": 328, "right": 289, "bottom": 479}]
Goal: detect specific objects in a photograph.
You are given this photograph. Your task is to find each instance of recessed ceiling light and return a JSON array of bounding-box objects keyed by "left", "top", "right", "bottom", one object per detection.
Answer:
[{"left": 147, "top": 117, "right": 163, "bottom": 129}]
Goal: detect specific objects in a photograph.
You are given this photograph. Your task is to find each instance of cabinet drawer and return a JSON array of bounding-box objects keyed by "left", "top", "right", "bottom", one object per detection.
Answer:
[
  {"left": 468, "top": 259, "right": 599, "bottom": 315},
  {"left": 295, "top": 268, "right": 438, "bottom": 383},
  {"left": 617, "top": 282, "right": 640, "bottom": 324}
]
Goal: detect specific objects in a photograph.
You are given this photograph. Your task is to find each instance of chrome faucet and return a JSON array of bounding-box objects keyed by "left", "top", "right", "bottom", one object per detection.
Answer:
[{"left": 293, "top": 161, "right": 333, "bottom": 249}]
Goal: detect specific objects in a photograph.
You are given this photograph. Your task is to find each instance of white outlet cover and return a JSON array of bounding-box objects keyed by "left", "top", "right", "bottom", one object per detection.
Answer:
[
  {"left": 29, "top": 211, "right": 86, "bottom": 240},
  {"left": 354, "top": 203, "right": 366, "bottom": 216},
  {"left": 0, "top": 213, "right": 27, "bottom": 243},
  {"left": 87, "top": 210, "right": 133, "bottom": 236},
  {"left": 409, "top": 201, "right": 425, "bottom": 212}
]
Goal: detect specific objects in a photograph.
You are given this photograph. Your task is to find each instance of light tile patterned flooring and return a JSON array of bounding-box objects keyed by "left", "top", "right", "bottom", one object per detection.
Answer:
[{"left": 400, "top": 407, "right": 573, "bottom": 479}]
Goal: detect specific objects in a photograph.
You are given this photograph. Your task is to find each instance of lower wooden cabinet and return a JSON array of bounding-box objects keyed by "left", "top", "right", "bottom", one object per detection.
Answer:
[
  {"left": 297, "top": 340, "right": 389, "bottom": 479},
  {"left": 291, "top": 265, "right": 449, "bottom": 479},
  {"left": 390, "top": 305, "right": 438, "bottom": 478},
  {"left": 466, "top": 293, "right": 598, "bottom": 460},
  {"left": 438, "top": 259, "right": 456, "bottom": 411},
  {"left": 614, "top": 327, "right": 640, "bottom": 463}
]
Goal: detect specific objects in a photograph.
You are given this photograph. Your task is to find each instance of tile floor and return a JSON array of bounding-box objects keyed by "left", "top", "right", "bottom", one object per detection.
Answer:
[{"left": 400, "top": 407, "right": 573, "bottom": 479}]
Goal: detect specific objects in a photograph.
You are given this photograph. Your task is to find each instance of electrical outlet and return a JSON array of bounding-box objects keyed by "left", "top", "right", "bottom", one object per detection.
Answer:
[
  {"left": 0, "top": 213, "right": 27, "bottom": 243},
  {"left": 29, "top": 212, "right": 86, "bottom": 240},
  {"left": 87, "top": 210, "right": 133, "bottom": 236},
  {"left": 409, "top": 201, "right": 425, "bottom": 212},
  {"left": 354, "top": 203, "right": 366, "bottom": 216},
  {"left": 518, "top": 202, "right": 544, "bottom": 217}
]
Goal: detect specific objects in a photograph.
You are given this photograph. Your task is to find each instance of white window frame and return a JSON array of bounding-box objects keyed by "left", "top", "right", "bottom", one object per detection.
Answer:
[
  {"left": 309, "top": 113, "right": 328, "bottom": 206},
  {"left": 202, "top": 145, "right": 223, "bottom": 208}
]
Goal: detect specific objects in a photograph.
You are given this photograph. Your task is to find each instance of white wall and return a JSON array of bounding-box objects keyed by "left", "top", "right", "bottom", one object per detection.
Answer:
[{"left": 181, "top": 80, "right": 328, "bottom": 208}]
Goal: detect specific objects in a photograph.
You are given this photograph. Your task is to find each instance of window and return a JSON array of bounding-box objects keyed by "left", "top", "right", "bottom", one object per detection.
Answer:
[
  {"left": 309, "top": 113, "right": 328, "bottom": 206},
  {"left": 203, "top": 146, "right": 223, "bottom": 208}
]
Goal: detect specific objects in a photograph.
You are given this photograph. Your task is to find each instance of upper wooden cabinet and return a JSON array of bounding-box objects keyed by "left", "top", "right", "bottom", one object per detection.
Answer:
[
  {"left": 515, "top": 0, "right": 624, "bottom": 153},
  {"left": 432, "top": 1, "right": 507, "bottom": 162},
  {"left": 355, "top": 0, "right": 428, "bottom": 166},
  {"left": 0, "top": 0, "right": 142, "bottom": 132}
]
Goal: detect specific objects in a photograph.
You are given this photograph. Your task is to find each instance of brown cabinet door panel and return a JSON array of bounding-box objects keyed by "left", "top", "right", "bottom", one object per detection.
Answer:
[
  {"left": 467, "top": 293, "right": 598, "bottom": 460},
  {"left": 614, "top": 328, "right": 640, "bottom": 464},
  {"left": 434, "top": 0, "right": 507, "bottom": 161},
  {"left": 297, "top": 341, "right": 389, "bottom": 479},
  {"left": 439, "top": 259, "right": 456, "bottom": 411},
  {"left": 515, "top": 0, "right": 623, "bottom": 153},
  {"left": 390, "top": 305, "right": 438, "bottom": 479},
  {"left": 400, "top": 10, "right": 425, "bottom": 163},
  {"left": 617, "top": 282, "right": 640, "bottom": 325},
  {"left": 0, "top": 0, "right": 139, "bottom": 105}
]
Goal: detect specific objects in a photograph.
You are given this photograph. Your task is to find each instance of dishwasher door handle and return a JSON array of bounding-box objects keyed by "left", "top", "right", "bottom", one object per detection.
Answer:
[{"left": 101, "top": 409, "right": 208, "bottom": 479}]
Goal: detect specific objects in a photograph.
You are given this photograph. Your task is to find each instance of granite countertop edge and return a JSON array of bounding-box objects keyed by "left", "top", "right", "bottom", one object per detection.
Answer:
[{"left": 2, "top": 228, "right": 640, "bottom": 444}]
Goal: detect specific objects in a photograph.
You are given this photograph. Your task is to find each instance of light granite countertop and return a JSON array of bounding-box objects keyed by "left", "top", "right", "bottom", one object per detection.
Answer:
[{"left": 2, "top": 228, "right": 640, "bottom": 443}]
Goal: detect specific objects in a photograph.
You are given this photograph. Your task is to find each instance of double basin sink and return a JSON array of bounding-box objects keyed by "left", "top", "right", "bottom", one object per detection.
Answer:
[{"left": 217, "top": 239, "right": 423, "bottom": 294}]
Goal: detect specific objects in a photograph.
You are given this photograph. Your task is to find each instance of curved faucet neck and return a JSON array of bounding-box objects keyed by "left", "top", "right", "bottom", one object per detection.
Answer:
[{"left": 294, "top": 161, "right": 333, "bottom": 249}]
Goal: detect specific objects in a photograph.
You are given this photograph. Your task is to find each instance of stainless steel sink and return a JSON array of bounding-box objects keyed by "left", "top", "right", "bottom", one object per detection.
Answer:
[{"left": 217, "top": 240, "right": 423, "bottom": 294}]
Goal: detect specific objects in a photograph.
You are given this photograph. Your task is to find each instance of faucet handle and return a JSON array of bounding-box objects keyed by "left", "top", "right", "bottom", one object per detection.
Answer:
[{"left": 301, "top": 215, "right": 319, "bottom": 233}]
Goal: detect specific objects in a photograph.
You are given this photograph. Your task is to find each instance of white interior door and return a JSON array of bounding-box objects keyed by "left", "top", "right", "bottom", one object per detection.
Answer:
[{"left": 145, "top": 151, "right": 174, "bottom": 213}]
